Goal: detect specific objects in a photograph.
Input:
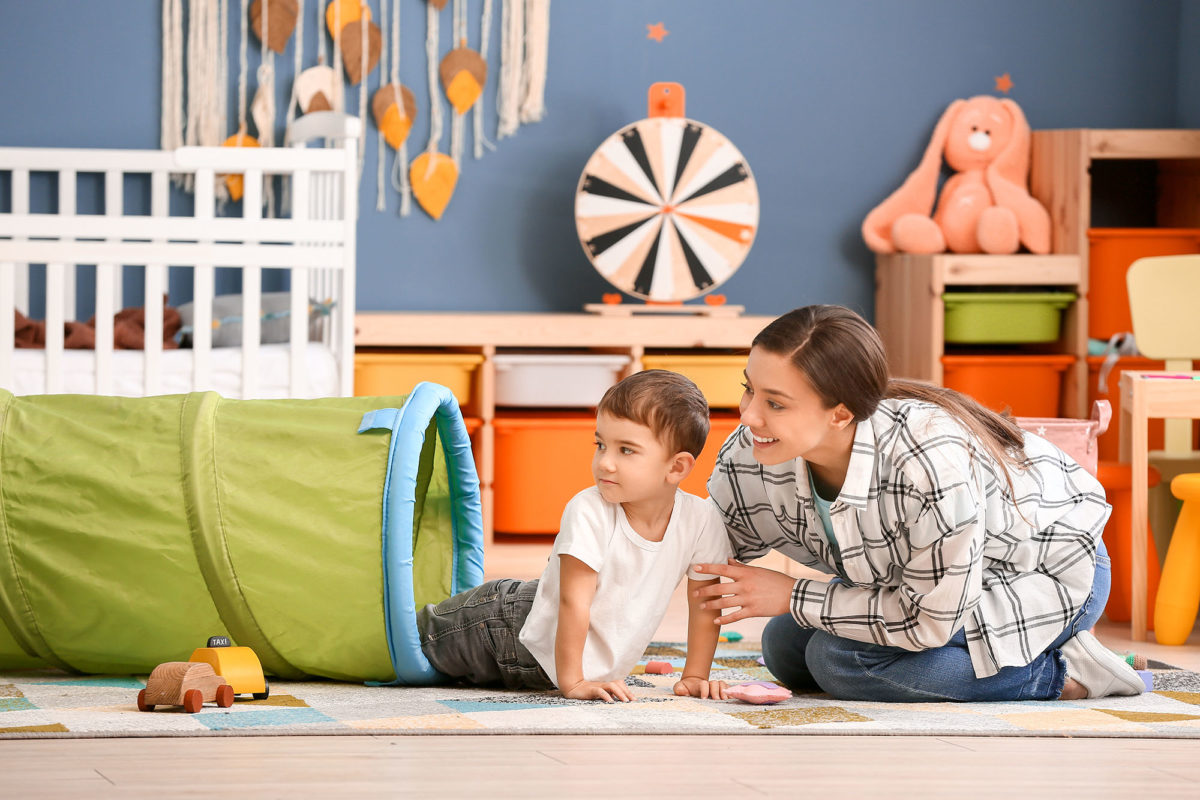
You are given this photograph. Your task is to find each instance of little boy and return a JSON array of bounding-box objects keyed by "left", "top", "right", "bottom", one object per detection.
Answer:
[{"left": 417, "top": 369, "right": 734, "bottom": 702}]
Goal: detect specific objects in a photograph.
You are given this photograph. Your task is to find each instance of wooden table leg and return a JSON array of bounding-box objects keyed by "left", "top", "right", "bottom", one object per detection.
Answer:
[{"left": 1128, "top": 383, "right": 1149, "bottom": 642}]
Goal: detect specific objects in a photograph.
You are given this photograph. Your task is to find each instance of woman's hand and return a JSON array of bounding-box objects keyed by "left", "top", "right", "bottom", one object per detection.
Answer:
[
  {"left": 561, "top": 679, "right": 633, "bottom": 703},
  {"left": 692, "top": 558, "right": 796, "bottom": 624},
  {"left": 674, "top": 676, "right": 728, "bottom": 700}
]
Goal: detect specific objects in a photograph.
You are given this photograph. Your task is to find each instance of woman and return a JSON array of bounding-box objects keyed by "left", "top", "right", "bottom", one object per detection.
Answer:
[{"left": 696, "top": 305, "right": 1144, "bottom": 702}]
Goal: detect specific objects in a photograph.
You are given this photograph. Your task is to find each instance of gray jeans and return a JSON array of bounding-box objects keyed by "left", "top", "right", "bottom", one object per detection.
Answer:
[{"left": 417, "top": 578, "right": 555, "bottom": 690}]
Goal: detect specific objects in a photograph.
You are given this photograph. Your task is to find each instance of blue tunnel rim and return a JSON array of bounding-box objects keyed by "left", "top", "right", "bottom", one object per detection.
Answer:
[{"left": 358, "top": 381, "right": 485, "bottom": 686}]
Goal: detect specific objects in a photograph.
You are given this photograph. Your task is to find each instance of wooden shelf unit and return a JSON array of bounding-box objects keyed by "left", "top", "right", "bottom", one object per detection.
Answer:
[
  {"left": 874, "top": 253, "right": 1086, "bottom": 416},
  {"left": 355, "top": 312, "right": 773, "bottom": 545}
]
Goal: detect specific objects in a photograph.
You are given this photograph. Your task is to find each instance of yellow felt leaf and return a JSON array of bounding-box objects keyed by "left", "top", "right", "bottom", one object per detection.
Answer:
[
  {"left": 325, "top": 0, "right": 369, "bottom": 39},
  {"left": 410, "top": 152, "right": 458, "bottom": 220},
  {"left": 445, "top": 70, "right": 483, "bottom": 114},
  {"left": 380, "top": 104, "right": 414, "bottom": 150},
  {"left": 220, "top": 133, "right": 260, "bottom": 202}
]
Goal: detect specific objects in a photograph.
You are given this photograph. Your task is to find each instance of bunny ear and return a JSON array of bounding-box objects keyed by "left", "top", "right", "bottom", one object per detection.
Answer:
[
  {"left": 861, "top": 99, "right": 964, "bottom": 251},
  {"left": 989, "top": 99, "right": 1032, "bottom": 187}
]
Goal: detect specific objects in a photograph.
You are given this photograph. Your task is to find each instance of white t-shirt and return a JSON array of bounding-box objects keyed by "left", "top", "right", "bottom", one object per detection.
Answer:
[{"left": 518, "top": 487, "right": 733, "bottom": 687}]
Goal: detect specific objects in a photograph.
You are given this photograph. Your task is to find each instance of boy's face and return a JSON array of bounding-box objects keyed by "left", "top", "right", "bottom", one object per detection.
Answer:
[{"left": 592, "top": 411, "right": 682, "bottom": 506}]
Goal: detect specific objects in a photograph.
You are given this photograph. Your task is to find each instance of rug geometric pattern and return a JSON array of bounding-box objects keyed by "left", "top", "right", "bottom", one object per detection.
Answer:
[{"left": 3, "top": 641, "right": 1199, "bottom": 739}]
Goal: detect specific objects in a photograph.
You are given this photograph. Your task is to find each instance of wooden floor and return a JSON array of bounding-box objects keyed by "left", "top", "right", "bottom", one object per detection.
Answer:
[{"left": 4, "top": 541, "right": 1199, "bottom": 799}]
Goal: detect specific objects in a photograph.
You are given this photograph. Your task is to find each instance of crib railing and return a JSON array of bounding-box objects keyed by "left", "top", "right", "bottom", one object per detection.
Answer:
[{"left": 0, "top": 114, "right": 358, "bottom": 398}]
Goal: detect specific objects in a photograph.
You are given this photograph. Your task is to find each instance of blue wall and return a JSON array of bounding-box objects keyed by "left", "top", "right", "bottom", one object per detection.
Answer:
[{"left": 0, "top": 0, "right": 1188, "bottom": 320}]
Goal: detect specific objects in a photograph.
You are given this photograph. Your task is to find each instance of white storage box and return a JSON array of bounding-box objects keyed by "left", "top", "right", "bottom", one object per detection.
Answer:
[{"left": 493, "top": 353, "right": 631, "bottom": 407}]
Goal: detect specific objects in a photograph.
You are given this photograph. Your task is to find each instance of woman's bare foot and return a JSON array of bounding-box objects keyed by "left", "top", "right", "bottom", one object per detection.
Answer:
[{"left": 1058, "top": 677, "right": 1088, "bottom": 700}]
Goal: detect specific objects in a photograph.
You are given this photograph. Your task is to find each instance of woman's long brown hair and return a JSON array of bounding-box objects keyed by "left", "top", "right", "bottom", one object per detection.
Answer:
[{"left": 754, "top": 305, "right": 1028, "bottom": 480}]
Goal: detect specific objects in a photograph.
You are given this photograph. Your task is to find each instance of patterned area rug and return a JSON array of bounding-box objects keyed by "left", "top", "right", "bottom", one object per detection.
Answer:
[{"left": 4, "top": 641, "right": 1200, "bottom": 739}]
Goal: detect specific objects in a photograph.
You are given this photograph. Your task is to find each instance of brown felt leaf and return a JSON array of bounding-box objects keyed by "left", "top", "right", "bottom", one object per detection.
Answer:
[
  {"left": 439, "top": 47, "right": 487, "bottom": 113},
  {"left": 372, "top": 83, "right": 418, "bottom": 149},
  {"left": 250, "top": 0, "right": 298, "bottom": 54},
  {"left": 428, "top": 0, "right": 449, "bottom": 10},
  {"left": 306, "top": 91, "right": 333, "bottom": 113},
  {"left": 340, "top": 18, "right": 382, "bottom": 85}
]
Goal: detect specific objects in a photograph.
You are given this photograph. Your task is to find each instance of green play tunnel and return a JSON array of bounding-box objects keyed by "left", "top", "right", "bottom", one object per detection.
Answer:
[{"left": 0, "top": 382, "right": 483, "bottom": 684}]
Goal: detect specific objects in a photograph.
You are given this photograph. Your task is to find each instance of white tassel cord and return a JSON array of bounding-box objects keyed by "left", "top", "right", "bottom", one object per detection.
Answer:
[
  {"left": 423, "top": 0, "right": 444, "bottom": 170},
  {"left": 496, "top": 0, "right": 523, "bottom": 139},
  {"left": 473, "top": 0, "right": 496, "bottom": 159},
  {"left": 161, "top": 0, "right": 184, "bottom": 151},
  {"left": 519, "top": 0, "right": 548, "bottom": 124},
  {"left": 391, "top": 0, "right": 411, "bottom": 215},
  {"left": 376, "top": 0, "right": 388, "bottom": 212},
  {"left": 449, "top": 0, "right": 466, "bottom": 167},
  {"left": 357, "top": 0, "right": 369, "bottom": 180}
]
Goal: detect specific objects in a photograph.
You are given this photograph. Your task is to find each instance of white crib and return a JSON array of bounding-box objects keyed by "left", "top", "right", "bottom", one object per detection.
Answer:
[{"left": 0, "top": 112, "right": 359, "bottom": 399}]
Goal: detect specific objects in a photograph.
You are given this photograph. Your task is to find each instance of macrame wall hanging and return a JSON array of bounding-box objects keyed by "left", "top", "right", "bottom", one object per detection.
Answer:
[{"left": 160, "top": 0, "right": 551, "bottom": 219}]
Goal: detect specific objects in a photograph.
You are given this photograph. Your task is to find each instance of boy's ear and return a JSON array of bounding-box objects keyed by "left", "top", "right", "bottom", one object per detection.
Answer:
[{"left": 667, "top": 451, "right": 696, "bottom": 485}]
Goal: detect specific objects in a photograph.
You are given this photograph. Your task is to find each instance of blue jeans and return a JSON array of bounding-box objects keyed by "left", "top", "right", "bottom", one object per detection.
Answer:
[{"left": 761, "top": 542, "right": 1112, "bottom": 702}]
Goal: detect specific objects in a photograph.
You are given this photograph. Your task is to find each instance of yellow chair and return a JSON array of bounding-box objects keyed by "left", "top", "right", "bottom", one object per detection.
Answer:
[{"left": 1127, "top": 255, "right": 1200, "bottom": 644}]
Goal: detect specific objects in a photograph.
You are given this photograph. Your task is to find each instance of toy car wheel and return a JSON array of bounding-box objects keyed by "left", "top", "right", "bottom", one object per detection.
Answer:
[
  {"left": 216, "top": 684, "right": 234, "bottom": 708},
  {"left": 183, "top": 688, "right": 203, "bottom": 713},
  {"left": 136, "top": 689, "right": 154, "bottom": 712},
  {"left": 252, "top": 678, "right": 270, "bottom": 701}
]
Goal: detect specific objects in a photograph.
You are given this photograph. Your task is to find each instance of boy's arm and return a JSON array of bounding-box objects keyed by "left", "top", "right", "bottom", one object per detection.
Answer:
[
  {"left": 556, "top": 554, "right": 633, "bottom": 703},
  {"left": 674, "top": 576, "right": 729, "bottom": 700}
]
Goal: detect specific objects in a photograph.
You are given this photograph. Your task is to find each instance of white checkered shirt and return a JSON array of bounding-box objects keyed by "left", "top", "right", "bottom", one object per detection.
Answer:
[{"left": 707, "top": 398, "right": 1111, "bottom": 678}]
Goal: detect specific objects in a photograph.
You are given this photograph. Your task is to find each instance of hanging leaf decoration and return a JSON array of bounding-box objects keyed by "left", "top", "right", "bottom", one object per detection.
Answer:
[
  {"left": 295, "top": 65, "right": 337, "bottom": 113},
  {"left": 410, "top": 152, "right": 459, "bottom": 220},
  {"left": 250, "top": 0, "right": 298, "bottom": 54},
  {"left": 324, "top": 0, "right": 366, "bottom": 37},
  {"left": 428, "top": 0, "right": 449, "bottom": 10},
  {"left": 372, "top": 83, "right": 418, "bottom": 150},
  {"left": 340, "top": 18, "right": 382, "bottom": 85},
  {"left": 439, "top": 46, "right": 487, "bottom": 114},
  {"left": 220, "top": 132, "right": 261, "bottom": 202}
]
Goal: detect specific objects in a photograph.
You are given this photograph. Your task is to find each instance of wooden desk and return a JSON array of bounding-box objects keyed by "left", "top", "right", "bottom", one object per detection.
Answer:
[{"left": 1118, "top": 370, "right": 1200, "bottom": 640}]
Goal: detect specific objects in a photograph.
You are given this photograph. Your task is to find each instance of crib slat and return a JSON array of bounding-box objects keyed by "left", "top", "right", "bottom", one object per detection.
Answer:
[
  {"left": 240, "top": 169, "right": 263, "bottom": 399},
  {"left": 0, "top": 263, "right": 12, "bottom": 390},
  {"left": 337, "top": 141, "right": 357, "bottom": 397},
  {"left": 58, "top": 170, "right": 77, "bottom": 322},
  {"left": 44, "top": 263, "right": 65, "bottom": 393},
  {"left": 93, "top": 170, "right": 122, "bottom": 394},
  {"left": 142, "top": 170, "right": 170, "bottom": 397},
  {"left": 10, "top": 169, "right": 28, "bottom": 315},
  {"left": 0, "top": 215, "right": 346, "bottom": 244},
  {"left": 191, "top": 169, "right": 215, "bottom": 389},
  {"left": 289, "top": 275, "right": 308, "bottom": 397}
]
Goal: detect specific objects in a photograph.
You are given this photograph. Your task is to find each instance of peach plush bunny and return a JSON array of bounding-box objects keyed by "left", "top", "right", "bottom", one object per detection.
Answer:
[{"left": 862, "top": 96, "right": 1051, "bottom": 255}]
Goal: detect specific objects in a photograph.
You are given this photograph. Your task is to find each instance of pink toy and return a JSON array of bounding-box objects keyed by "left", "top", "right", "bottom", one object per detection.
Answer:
[
  {"left": 644, "top": 660, "right": 673, "bottom": 674},
  {"left": 862, "top": 95, "right": 1050, "bottom": 255},
  {"left": 727, "top": 681, "right": 791, "bottom": 705}
]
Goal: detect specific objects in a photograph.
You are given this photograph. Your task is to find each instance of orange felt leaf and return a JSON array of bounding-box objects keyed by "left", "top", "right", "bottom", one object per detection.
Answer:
[
  {"left": 410, "top": 152, "right": 458, "bottom": 220},
  {"left": 220, "top": 133, "right": 261, "bottom": 202},
  {"left": 325, "top": 0, "right": 369, "bottom": 38},
  {"left": 440, "top": 47, "right": 487, "bottom": 113},
  {"left": 372, "top": 83, "right": 417, "bottom": 149}
]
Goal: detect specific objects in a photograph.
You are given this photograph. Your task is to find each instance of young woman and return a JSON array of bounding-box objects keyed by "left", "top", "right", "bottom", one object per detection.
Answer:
[{"left": 696, "top": 305, "right": 1144, "bottom": 702}]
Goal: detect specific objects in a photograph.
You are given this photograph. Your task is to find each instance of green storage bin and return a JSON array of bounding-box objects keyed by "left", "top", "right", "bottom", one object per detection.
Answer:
[{"left": 943, "top": 292, "right": 1076, "bottom": 343}]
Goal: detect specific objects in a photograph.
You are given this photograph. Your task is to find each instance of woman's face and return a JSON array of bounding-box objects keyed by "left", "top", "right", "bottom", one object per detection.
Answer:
[{"left": 738, "top": 347, "right": 853, "bottom": 466}]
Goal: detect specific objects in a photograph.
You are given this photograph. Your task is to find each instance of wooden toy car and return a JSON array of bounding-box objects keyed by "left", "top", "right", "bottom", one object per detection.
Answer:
[
  {"left": 189, "top": 635, "right": 269, "bottom": 700},
  {"left": 137, "top": 661, "right": 234, "bottom": 713}
]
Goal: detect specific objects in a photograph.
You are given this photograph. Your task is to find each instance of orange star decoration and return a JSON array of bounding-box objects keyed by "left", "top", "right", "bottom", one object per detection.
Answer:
[
  {"left": 647, "top": 22, "right": 668, "bottom": 42},
  {"left": 994, "top": 72, "right": 1014, "bottom": 94}
]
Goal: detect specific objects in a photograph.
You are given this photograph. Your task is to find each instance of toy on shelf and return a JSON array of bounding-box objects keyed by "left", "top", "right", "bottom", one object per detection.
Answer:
[
  {"left": 190, "top": 635, "right": 270, "bottom": 700},
  {"left": 137, "top": 662, "right": 234, "bottom": 713},
  {"left": 862, "top": 95, "right": 1050, "bottom": 255},
  {"left": 726, "top": 681, "right": 791, "bottom": 705},
  {"left": 575, "top": 82, "right": 758, "bottom": 312}
]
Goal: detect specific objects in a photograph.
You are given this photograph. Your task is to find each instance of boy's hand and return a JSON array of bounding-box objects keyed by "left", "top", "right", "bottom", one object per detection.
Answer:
[
  {"left": 561, "top": 679, "right": 633, "bottom": 703},
  {"left": 673, "top": 676, "right": 728, "bottom": 700}
]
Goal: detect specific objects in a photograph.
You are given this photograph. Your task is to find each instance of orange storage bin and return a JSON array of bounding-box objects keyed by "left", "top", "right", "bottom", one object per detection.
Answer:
[
  {"left": 941, "top": 354, "right": 1074, "bottom": 418},
  {"left": 492, "top": 413, "right": 596, "bottom": 534},
  {"left": 1087, "top": 229, "right": 1200, "bottom": 340},
  {"left": 1098, "top": 461, "right": 1161, "bottom": 626},
  {"left": 463, "top": 417, "right": 483, "bottom": 477},
  {"left": 354, "top": 351, "right": 484, "bottom": 407},
  {"left": 680, "top": 413, "right": 742, "bottom": 498}
]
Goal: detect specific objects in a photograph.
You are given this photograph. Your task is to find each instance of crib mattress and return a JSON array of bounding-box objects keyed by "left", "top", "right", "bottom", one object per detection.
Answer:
[{"left": 6, "top": 343, "right": 340, "bottom": 398}]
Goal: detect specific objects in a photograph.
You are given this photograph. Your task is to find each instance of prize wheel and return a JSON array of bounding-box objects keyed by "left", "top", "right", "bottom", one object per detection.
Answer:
[{"left": 575, "top": 86, "right": 759, "bottom": 303}]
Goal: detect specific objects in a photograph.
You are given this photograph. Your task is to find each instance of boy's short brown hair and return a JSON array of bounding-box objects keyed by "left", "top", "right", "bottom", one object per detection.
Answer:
[{"left": 597, "top": 369, "right": 710, "bottom": 458}]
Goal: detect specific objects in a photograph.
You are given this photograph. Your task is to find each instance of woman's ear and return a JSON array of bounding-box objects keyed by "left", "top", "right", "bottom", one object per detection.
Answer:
[
  {"left": 830, "top": 404, "right": 855, "bottom": 430},
  {"left": 668, "top": 451, "right": 696, "bottom": 486}
]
